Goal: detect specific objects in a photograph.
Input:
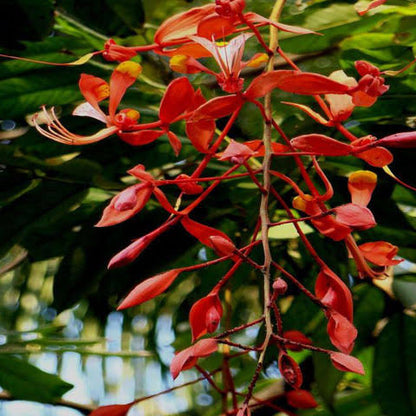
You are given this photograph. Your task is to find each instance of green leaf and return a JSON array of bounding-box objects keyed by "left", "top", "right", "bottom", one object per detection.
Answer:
[
  {"left": 0, "top": 356, "right": 72, "bottom": 403},
  {"left": 0, "top": 0, "right": 54, "bottom": 47},
  {"left": 106, "top": 0, "right": 145, "bottom": 30},
  {"left": 373, "top": 314, "right": 416, "bottom": 416}
]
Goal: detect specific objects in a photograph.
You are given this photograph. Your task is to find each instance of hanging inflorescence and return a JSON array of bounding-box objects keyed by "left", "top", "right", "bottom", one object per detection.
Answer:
[{"left": 27, "top": 0, "right": 416, "bottom": 414}]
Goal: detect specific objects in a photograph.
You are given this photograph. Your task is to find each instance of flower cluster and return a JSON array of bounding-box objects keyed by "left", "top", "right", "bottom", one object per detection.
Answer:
[{"left": 30, "top": 0, "right": 416, "bottom": 414}]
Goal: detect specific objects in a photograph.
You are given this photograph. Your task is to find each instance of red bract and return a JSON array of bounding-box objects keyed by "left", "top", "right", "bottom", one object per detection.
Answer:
[
  {"left": 348, "top": 170, "right": 377, "bottom": 207},
  {"left": 350, "top": 61, "right": 389, "bottom": 107},
  {"left": 170, "top": 338, "right": 218, "bottom": 379},
  {"left": 215, "top": 0, "right": 246, "bottom": 17},
  {"left": 89, "top": 402, "right": 135, "bottom": 416},
  {"left": 293, "top": 196, "right": 352, "bottom": 241},
  {"left": 286, "top": 390, "right": 318, "bottom": 409},
  {"left": 291, "top": 134, "right": 352, "bottom": 156},
  {"left": 330, "top": 352, "right": 365, "bottom": 375},
  {"left": 218, "top": 140, "right": 255, "bottom": 163},
  {"left": 278, "top": 351, "right": 303, "bottom": 388},
  {"left": 190, "top": 294, "right": 223, "bottom": 341},
  {"left": 326, "top": 310, "right": 357, "bottom": 354},
  {"left": 181, "top": 216, "right": 236, "bottom": 256},
  {"left": 244, "top": 70, "right": 351, "bottom": 100},
  {"left": 334, "top": 203, "right": 376, "bottom": 230},
  {"left": 117, "top": 269, "right": 182, "bottom": 310},
  {"left": 174, "top": 174, "right": 204, "bottom": 195},
  {"left": 315, "top": 268, "right": 353, "bottom": 322}
]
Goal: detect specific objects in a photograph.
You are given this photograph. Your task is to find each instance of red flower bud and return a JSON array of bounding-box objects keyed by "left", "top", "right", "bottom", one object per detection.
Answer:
[
  {"left": 273, "top": 278, "right": 288, "bottom": 295},
  {"left": 278, "top": 352, "right": 303, "bottom": 388}
]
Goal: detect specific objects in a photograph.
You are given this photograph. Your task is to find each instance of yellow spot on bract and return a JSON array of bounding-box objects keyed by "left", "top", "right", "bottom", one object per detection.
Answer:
[
  {"left": 292, "top": 195, "right": 313, "bottom": 212},
  {"left": 246, "top": 53, "right": 268, "bottom": 68},
  {"left": 216, "top": 41, "right": 229, "bottom": 47},
  {"left": 125, "top": 109, "right": 140, "bottom": 121},
  {"left": 349, "top": 170, "right": 377, "bottom": 186},
  {"left": 95, "top": 84, "right": 110, "bottom": 100},
  {"left": 170, "top": 55, "right": 188, "bottom": 73},
  {"left": 116, "top": 61, "right": 142, "bottom": 78}
]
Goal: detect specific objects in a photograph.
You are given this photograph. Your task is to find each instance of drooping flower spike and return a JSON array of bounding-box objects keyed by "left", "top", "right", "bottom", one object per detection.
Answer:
[{"left": 33, "top": 61, "right": 143, "bottom": 145}]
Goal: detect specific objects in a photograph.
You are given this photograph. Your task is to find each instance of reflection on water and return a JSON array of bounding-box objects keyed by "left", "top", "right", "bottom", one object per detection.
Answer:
[{"left": 0, "top": 259, "right": 214, "bottom": 415}]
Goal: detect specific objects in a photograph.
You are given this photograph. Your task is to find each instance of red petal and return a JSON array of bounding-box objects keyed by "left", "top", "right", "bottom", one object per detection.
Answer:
[
  {"left": 359, "top": 241, "right": 402, "bottom": 266},
  {"left": 118, "top": 130, "right": 164, "bottom": 146},
  {"left": 96, "top": 184, "right": 153, "bottom": 227},
  {"left": 190, "top": 294, "right": 223, "bottom": 341},
  {"left": 117, "top": 269, "right": 182, "bottom": 310},
  {"left": 218, "top": 140, "right": 255, "bottom": 163},
  {"left": 89, "top": 403, "right": 134, "bottom": 416},
  {"left": 291, "top": 134, "right": 352, "bottom": 156},
  {"left": 191, "top": 95, "right": 242, "bottom": 121},
  {"left": 159, "top": 77, "right": 195, "bottom": 124},
  {"left": 186, "top": 119, "right": 216, "bottom": 152},
  {"left": 327, "top": 310, "right": 357, "bottom": 353},
  {"left": 170, "top": 338, "right": 218, "bottom": 379},
  {"left": 356, "top": 147, "right": 393, "bottom": 167},
  {"left": 78, "top": 74, "right": 109, "bottom": 114},
  {"left": 330, "top": 352, "right": 365, "bottom": 375},
  {"left": 167, "top": 131, "right": 182, "bottom": 156},
  {"left": 154, "top": 4, "right": 216, "bottom": 44},
  {"left": 181, "top": 216, "right": 235, "bottom": 255},
  {"left": 335, "top": 203, "right": 376, "bottom": 230},
  {"left": 286, "top": 390, "right": 318, "bottom": 409},
  {"left": 197, "top": 15, "right": 236, "bottom": 39},
  {"left": 315, "top": 268, "right": 353, "bottom": 322},
  {"left": 245, "top": 70, "right": 350, "bottom": 100},
  {"left": 127, "top": 164, "right": 155, "bottom": 183},
  {"left": 348, "top": 170, "right": 377, "bottom": 207},
  {"left": 109, "top": 61, "right": 142, "bottom": 119}
]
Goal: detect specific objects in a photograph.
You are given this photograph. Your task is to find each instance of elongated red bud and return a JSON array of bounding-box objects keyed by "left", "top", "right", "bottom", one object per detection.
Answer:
[
  {"left": 103, "top": 39, "right": 137, "bottom": 62},
  {"left": 286, "top": 390, "right": 318, "bottom": 409},
  {"left": 272, "top": 278, "right": 288, "bottom": 295},
  {"left": 117, "top": 269, "right": 182, "bottom": 309},
  {"left": 208, "top": 236, "right": 236, "bottom": 256}
]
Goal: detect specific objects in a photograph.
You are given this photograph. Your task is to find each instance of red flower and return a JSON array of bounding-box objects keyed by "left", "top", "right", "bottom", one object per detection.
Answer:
[
  {"left": 34, "top": 62, "right": 142, "bottom": 145},
  {"left": 358, "top": 241, "right": 403, "bottom": 266}
]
